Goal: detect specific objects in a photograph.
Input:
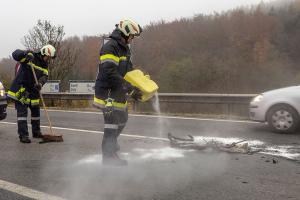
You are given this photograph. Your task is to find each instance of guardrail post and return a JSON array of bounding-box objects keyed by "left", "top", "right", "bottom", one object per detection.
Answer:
[{"left": 227, "top": 103, "right": 232, "bottom": 118}]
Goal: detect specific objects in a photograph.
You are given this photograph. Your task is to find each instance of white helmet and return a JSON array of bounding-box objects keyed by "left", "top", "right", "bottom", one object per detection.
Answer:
[
  {"left": 40, "top": 44, "right": 56, "bottom": 57},
  {"left": 117, "top": 19, "right": 142, "bottom": 37}
]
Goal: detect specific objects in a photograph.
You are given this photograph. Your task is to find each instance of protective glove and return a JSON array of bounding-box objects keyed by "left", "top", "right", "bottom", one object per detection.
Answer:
[
  {"left": 19, "top": 91, "right": 30, "bottom": 105},
  {"left": 25, "top": 52, "right": 34, "bottom": 63},
  {"left": 130, "top": 86, "right": 142, "bottom": 101},
  {"left": 38, "top": 76, "right": 48, "bottom": 86},
  {"left": 123, "top": 81, "right": 143, "bottom": 101},
  {"left": 34, "top": 83, "right": 42, "bottom": 91}
]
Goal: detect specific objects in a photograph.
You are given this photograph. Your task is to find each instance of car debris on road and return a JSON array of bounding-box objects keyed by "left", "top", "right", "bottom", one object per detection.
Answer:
[{"left": 167, "top": 133, "right": 260, "bottom": 154}]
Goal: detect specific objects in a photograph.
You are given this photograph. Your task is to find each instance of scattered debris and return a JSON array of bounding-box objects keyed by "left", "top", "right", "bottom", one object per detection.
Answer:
[
  {"left": 167, "top": 133, "right": 300, "bottom": 162},
  {"left": 168, "top": 133, "right": 259, "bottom": 154},
  {"left": 168, "top": 133, "right": 206, "bottom": 151}
]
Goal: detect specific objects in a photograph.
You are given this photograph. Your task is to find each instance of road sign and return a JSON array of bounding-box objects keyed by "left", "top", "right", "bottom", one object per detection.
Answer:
[
  {"left": 69, "top": 80, "right": 95, "bottom": 93},
  {"left": 42, "top": 81, "right": 60, "bottom": 93}
]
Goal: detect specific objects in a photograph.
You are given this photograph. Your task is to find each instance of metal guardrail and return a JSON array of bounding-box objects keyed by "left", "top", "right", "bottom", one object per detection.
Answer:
[
  {"left": 157, "top": 93, "right": 256, "bottom": 103},
  {"left": 42, "top": 92, "right": 256, "bottom": 101},
  {"left": 42, "top": 92, "right": 94, "bottom": 100},
  {"left": 41, "top": 93, "right": 257, "bottom": 119}
]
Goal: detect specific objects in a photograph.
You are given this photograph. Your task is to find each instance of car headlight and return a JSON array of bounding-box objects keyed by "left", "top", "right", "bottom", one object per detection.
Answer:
[
  {"left": 252, "top": 94, "right": 263, "bottom": 103},
  {"left": 0, "top": 82, "right": 5, "bottom": 97},
  {"left": 0, "top": 90, "right": 4, "bottom": 97}
]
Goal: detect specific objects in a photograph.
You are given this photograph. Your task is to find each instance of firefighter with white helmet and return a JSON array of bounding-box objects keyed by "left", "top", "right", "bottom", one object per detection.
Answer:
[
  {"left": 7, "top": 44, "right": 56, "bottom": 143},
  {"left": 94, "top": 19, "right": 143, "bottom": 166},
  {"left": 117, "top": 19, "right": 142, "bottom": 37},
  {"left": 40, "top": 44, "right": 56, "bottom": 58}
]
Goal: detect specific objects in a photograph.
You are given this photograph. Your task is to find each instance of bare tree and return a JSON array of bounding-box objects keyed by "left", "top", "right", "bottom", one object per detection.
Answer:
[
  {"left": 50, "top": 40, "right": 79, "bottom": 90},
  {"left": 22, "top": 20, "right": 78, "bottom": 88},
  {"left": 22, "top": 20, "right": 64, "bottom": 50}
]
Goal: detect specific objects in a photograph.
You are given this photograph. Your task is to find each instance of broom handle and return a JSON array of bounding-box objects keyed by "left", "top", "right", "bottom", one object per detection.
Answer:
[{"left": 30, "top": 63, "right": 54, "bottom": 135}]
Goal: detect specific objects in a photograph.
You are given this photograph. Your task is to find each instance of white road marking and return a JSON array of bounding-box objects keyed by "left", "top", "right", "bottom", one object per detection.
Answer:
[
  {"left": 1, "top": 121, "right": 299, "bottom": 161},
  {"left": 7, "top": 107, "right": 258, "bottom": 124},
  {"left": 0, "top": 179, "right": 66, "bottom": 200},
  {"left": 0, "top": 121, "right": 169, "bottom": 141}
]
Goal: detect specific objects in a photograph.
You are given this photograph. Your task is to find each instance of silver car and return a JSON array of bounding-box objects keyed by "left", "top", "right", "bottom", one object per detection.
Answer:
[{"left": 250, "top": 86, "right": 300, "bottom": 133}]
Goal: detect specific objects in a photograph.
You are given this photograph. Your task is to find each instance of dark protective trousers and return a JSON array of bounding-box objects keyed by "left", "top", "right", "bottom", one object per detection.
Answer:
[
  {"left": 15, "top": 101, "right": 41, "bottom": 138},
  {"left": 96, "top": 86, "right": 129, "bottom": 157},
  {"left": 102, "top": 108, "right": 128, "bottom": 157}
]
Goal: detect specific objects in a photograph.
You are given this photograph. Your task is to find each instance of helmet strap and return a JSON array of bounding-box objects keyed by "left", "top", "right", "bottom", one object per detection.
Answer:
[{"left": 120, "top": 32, "right": 130, "bottom": 44}]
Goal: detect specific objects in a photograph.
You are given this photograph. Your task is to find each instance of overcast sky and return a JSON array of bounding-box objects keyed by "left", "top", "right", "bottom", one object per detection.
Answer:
[{"left": 0, "top": 0, "right": 275, "bottom": 59}]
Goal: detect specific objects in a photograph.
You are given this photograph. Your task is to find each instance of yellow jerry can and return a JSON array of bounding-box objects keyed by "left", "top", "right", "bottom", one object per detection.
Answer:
[{"left": 124, "top": 69, "right": 159, "bottom": 102}]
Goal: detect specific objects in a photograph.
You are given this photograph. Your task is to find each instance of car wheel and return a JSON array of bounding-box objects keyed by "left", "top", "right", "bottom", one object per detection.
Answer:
[
  {"left": 267, "top": 104, "right": 299, "bottom": 134},
  {"left": 0, "top": 113, "right": 6, "bottom": 120}
]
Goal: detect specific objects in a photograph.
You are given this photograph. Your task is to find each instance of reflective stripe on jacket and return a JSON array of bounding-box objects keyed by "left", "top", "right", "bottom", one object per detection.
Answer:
[
  {"left": 95, "top": 29, "right": 133, "bottom": 89},
  {"left": 93, "top": 96, "right": 127, "bottom": 111},
  {"left": 94, "top": 29, "right": 134, "bottom": 109}
]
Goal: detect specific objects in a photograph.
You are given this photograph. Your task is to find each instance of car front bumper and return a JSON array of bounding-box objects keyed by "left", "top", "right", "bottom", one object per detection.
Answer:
[
  {"left": 0, "top": 97, "right": 7, "bottom": 120},
  {"left": 249, "top": 103, "right": 265, "bottom": 122}
]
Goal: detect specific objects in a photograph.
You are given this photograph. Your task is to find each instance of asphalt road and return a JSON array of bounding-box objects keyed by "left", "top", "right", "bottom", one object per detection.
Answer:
[{"left": 0, "top": 107, "right": 299, "bottom": 200}]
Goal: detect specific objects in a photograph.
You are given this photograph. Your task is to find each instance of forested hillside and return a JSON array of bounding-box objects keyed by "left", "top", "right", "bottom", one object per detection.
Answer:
[
  {"left": 1, "top": 0, "right": 300, "bottom": 93},
  {"left": 133, "top": 0, "right": 300, "bottom": 93}
]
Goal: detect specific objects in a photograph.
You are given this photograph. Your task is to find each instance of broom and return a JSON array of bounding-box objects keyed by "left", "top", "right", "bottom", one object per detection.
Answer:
[{"left": 30, "top": 64, "right": 63, "bottom": 143}]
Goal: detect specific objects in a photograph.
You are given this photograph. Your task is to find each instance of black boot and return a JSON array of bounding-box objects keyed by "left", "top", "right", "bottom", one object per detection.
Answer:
[
  {"left": 102, "top": 130, "right": 124, "bottom": 165},
  {"left": 19, "top": 136, "right": 31, "bottom": 143},
  {"left": 31, "top": 116, "right": 42, "bottom": 138},
  {"left": 102, "top": 153, "right": 128, "bottom": 166}
]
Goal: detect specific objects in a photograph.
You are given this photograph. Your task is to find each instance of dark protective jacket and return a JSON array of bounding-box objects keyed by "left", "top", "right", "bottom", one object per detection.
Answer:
[
  {"left": 94, "top": 29, "right": 134, "bottom": 109},
  {"left": 7, "top": 50, "right": 48, "bottom": 106}
]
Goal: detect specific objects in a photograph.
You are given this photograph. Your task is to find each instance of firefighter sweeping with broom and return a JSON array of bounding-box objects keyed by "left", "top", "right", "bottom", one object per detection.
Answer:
[{"left": 7, "top": 44, "right": 59, "bottom": 143}]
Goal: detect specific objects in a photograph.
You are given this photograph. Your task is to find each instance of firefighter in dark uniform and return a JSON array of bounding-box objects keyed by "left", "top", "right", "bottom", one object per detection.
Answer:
[
  {"left": 93, "top": 19, "right": 143, "bottom": 166},
  {"left": 7, "top": 44, "right": 56, "bottom": 143}
]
